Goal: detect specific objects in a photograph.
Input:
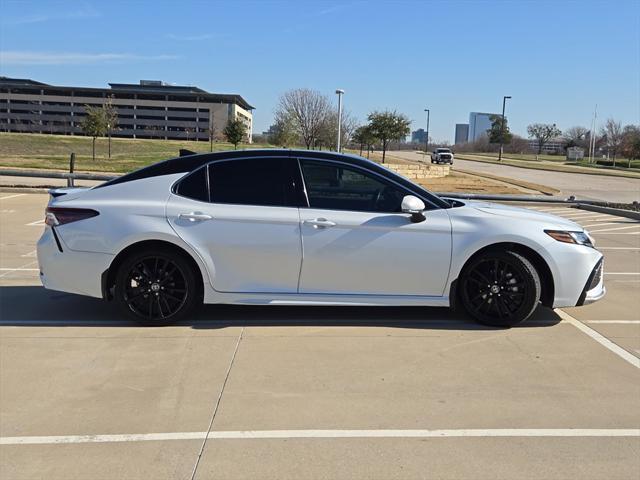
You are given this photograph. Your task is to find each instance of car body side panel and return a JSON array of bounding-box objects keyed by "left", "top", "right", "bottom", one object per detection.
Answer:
[
  {"left": 445, "top": 206, "right": 603, "bottom": 308},
  {"left": 166, "top": 194, "right": 303, "bottom": 293}
]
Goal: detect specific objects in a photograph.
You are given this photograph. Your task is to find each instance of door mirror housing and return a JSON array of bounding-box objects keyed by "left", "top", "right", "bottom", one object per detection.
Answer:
[{"left": 401, "top": 195, "right": 426, "bottom": 223}]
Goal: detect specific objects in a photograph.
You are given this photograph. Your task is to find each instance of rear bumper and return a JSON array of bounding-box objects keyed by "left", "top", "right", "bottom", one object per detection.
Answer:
[
  {"left": 37, "top": 227, "right": 114, "bottom": 299},
  {"left": 576, "top": 258, "right": 605, "bottom": 306}
]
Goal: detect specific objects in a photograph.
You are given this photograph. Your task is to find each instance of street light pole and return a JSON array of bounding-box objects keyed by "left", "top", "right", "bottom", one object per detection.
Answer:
[
  {"left": 498, "top": 95, "right": 511, "bottom": 162},
  {"left": 335, "top": 89, "right": 345, "bottom": 152},
  {"left": 424, "top": 109, "right": 430, "bottom": 154}
]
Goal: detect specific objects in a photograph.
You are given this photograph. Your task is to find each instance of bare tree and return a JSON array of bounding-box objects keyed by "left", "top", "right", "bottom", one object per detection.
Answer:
[
  {"left": 275, "top": 89, "right": 331, "bottom": 149},
  {"left": 563, "top": 126, "right": 589, "bottom": 149},
  {"left": 600, "top": 118, "right": 624, "bottom": 166},
  {"left": 527, "top": 123, "right": 562, "bottom": 154}
]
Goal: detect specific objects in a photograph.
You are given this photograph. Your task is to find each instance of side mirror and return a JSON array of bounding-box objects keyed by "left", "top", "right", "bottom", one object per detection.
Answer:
[{"left": 401, "top": 195, "right": 426, "bottom": 223}]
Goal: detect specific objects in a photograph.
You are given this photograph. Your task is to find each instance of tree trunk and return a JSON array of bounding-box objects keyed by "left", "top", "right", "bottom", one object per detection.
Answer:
[
  {"left": 537, "top": 139, "right": 543, "bottom": 155},
  {"left": 92, "top": 137, "right": 96, "bottom": 161},
  {"left": 382, "top": 140, "right": 387, "bottom": 163},
  {"left": 359, "top": 144, "right": 363, "bottom": 156}
]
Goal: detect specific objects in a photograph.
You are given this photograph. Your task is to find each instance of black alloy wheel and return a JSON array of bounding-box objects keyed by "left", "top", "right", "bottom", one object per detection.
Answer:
[
  {"left": 115, "top": 247, "right": 202, "bottom": 325},
  {"left": 459, "top": 250, "right": 541, "bottom": 327}
]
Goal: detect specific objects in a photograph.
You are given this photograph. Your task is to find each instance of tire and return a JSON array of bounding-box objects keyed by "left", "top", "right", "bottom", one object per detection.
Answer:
[
  {"left": 458, "top": 250, "right": 541, "bottom": 327},
  {"left": 114, "top": 246, "right": 203, "bottom": 325}
]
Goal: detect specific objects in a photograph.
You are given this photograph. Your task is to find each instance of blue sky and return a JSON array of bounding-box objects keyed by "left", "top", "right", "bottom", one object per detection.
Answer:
[{"left": 1, "top": 0, "right": 638, "bottom": 142}]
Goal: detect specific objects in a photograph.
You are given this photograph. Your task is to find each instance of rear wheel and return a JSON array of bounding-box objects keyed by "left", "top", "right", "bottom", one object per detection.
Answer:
[
  {"left": 114, "top": 247, "right": 202, "bottom": 325},
  {"left": 459, "top": 250, "right": 541, "bottom": 327}
]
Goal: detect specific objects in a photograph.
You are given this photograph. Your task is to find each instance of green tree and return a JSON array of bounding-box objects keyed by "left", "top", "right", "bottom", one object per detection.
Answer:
[
  {"left": 621, "top": 125, "right": 640, "bottom": 168},
  {"left": 223, "top": 119, "right": 247, "bottom": 149},
  {"left": 269, "top": 116, "right": 298, "bottom": 147},
  {"left": 527, "top": 123, "right": 562, "bottom": 154},
  {"left": 487, "top": 114, "right": 512, "bottom": 144},
  {"left": 80, "top": 105, "right": 108, "bottom": 161},
  {"left": 352, "top": 125, "right": 377, "bottom": 156},
  {"left": 367, "top": 110, "right": 411, "bottom": 163}
]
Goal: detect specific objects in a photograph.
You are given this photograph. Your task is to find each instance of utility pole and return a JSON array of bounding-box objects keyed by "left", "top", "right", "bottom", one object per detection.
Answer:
[
  {"left": 498, "top": 95, "right": 511, "bottom": 162},
  {"left": 335, "top": 89, "right": 345, "bottom": 152},
  {"left": 424, "top": 109, "right": 430, "bottom": 154},
  {"left": 589, "top": 104, "right": 597, "bottom": 163}
]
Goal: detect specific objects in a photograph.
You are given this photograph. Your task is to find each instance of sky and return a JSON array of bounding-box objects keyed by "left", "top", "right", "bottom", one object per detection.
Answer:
[{"left": 1, "top": 0, "right": 638, "bottom": 142}]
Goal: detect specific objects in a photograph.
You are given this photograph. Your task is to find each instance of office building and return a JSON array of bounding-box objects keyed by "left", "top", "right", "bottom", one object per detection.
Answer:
[
  {"left": 468, "top": 112, "right": 498, "bottom": 142},
  {"left": 454, "top": 124, "right": 469, "bottom": 144},
  {"left": 411, "top": 128, "right": 427, "bottom": 144},
  {"left": 0, "top": 77, "right": 254, "bottom": 142}
]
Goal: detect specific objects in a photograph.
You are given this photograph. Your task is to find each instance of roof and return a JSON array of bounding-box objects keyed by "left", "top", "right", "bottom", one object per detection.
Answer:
[{"left": 0, "top": 77, "right": 254, "bottom": 110}]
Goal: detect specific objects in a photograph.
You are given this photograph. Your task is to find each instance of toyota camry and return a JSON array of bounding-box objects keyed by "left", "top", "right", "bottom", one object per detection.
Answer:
[{"left": 37, "top": 149, "right": 605, "bottom": 327}]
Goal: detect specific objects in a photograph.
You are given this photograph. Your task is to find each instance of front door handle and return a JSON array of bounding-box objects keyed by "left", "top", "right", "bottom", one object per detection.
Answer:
[
  {"left": 304, "top": 218, "right": 336, "bottom": 229},
  {"left": 179, "top": 212, "right": 213, "bottom": 222}
]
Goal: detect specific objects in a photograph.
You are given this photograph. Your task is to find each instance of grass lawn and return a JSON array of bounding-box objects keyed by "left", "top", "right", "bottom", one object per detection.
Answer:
[
  {"left": 0, "top": 132, "right": 274, "bottom": 173},
  {"left": 469, "top": 151, "right": 640, "bottom": 170},
  {"left": 456, "top": 153, "right": 640, "bottom": 178}
]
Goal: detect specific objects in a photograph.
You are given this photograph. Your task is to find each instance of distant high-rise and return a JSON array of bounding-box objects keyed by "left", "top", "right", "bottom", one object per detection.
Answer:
[
  {"left": 455, "top": 124, "right": 469, "bottom": 144},
  {"left": 468, "top": 112, "right": 498, "bottom": 141},
  {"left": 411, "top": 128, "right": 427, "bottom": 144}
]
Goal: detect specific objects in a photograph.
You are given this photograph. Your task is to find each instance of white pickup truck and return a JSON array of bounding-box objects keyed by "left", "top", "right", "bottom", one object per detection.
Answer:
[{"left": 430, "top": 148, "right": 454, "bottom": 164}]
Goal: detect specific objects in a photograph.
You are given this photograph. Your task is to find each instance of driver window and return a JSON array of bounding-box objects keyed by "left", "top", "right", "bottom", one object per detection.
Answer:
[{"left": 300, "top": 160, "right": 406, "bottom": 213}]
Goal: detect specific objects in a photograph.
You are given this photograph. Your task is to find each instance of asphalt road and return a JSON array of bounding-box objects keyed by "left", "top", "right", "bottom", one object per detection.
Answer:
[
  {"left": 390, "top": 151, "right": 640, "bottom": 203},
  {"left": 0, "top": 193, "right": 638, "bottom": 480}
]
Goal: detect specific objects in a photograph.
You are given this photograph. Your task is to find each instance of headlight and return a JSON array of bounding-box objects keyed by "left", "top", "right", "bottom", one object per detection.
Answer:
[{"left": 545, "top": 230, "right": 595, "bottom": 247}]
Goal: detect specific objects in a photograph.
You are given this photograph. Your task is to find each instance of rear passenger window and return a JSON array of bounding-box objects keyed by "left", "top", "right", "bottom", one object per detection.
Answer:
[
  {"left": 208, "top": 158, "right": 295, "bottom": 207},
  {"left": 176, "top": 167, "right": 208, "bottom": 202}
]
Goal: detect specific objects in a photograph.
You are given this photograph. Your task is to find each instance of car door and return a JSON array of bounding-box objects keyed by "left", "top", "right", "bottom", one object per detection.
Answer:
[
  {"left": 297, "top": 159, "right": 452, "bottom": 296},
  {"left": 166, "top": 156, "right": 303, "bottom": 293}
]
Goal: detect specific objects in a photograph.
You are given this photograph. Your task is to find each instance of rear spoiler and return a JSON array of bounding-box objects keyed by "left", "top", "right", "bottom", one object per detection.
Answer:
[{"left": 48, "top": 187, "right": 89, "bottom": 199}]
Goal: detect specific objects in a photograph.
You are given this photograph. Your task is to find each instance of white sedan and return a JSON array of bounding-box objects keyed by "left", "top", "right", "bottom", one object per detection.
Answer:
[{"left": 37, "top": 150, "right": 604, "bottom": 327}]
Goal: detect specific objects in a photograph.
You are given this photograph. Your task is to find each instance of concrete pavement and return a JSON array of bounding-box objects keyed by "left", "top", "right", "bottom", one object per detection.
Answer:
[{"left": 1, "top": 193, "right": 638, "bottom": 479}]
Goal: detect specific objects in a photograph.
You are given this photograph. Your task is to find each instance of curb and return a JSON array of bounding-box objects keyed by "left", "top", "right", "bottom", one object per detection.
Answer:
[
  {"left": 576, "top": 204, "right": 640, "bottom": 221},
  {"left": 0, "top": 186, "right": 51, "bottom": 194}
]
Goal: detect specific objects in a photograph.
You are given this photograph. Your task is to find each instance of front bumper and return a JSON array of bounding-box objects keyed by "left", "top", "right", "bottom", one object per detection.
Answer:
[{"left": 576, "top": 258, "right": 605, "bottom": 306}]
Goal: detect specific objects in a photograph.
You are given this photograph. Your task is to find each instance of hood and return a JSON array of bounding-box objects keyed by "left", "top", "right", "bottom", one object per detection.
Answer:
[{"left": 465, "top": 200, "right": 582, "bottom": 230}]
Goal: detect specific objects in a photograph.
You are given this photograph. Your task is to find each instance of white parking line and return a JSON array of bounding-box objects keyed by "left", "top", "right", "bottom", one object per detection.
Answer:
[
  {"left": 0, "top": 262, "right": 38, "bottom": 278},
  {"left": 2, "top": 428, "right": 638, "bottom": 445},
  {"left": 562, "top": 213, "right": 614, "bottom": 220},
  {"left": 0, "top": 268, "right": 39, "bottom": 272},
  {"left": 586, "top": 320, "right": 640, "bottom": 324},
  {"left": 555, "top": 309, "right": 640, "bottom": 369},
  {"left": 0, "top": 194, "right": 26, "bottom": 200},
  {"left": 589, "top": 225, "right": 640, "bottom": 233},
  {"left": 598, "top": 247, "right": 640, "bottom": 250},
  {"left": 26, "top": 219, "right": 44, "bottom": 226},
  {"left": 582, "top": 223, "right": 626, "bottom": 229}
]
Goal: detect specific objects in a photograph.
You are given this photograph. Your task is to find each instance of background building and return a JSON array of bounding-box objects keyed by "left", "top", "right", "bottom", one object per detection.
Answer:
[
  {"left": 528, "top": 137, "right": 565, "bottom": 154},
  {"left": 454, "top": 123, "right": 469, "bottom": 144},
  {"left": 411, "top": 128, "right": 427, "bottom": 144},
  {"left": 0, "top": 77, "right": 254, "bottom": 142},
  {"left": 468, "top": 112, "right": 498, "bottom": 142}
]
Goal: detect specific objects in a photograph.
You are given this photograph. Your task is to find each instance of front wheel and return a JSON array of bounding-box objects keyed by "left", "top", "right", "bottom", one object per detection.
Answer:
[
  {"left": 458, "top": 250, "right": 541, "bottom": 327},
  {"left": 114, "top": 247, "right": 203, "bottom": 325}
]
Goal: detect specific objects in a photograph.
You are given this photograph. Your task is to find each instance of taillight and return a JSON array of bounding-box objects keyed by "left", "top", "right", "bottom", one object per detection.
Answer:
[{"left": 45, "top": 207, "right": 99, "bottom": 226}]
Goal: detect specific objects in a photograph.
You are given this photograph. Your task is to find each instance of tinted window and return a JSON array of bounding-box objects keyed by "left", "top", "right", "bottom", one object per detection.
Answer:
[
  {"left": 176, "top": 167, "right": 208, "bottom": 202},
  {"left": 300, "top": 160, "right": 406, "bottom": 212},
  {"left": 209, "top": 158, "right": 294, "bottom": 207}
]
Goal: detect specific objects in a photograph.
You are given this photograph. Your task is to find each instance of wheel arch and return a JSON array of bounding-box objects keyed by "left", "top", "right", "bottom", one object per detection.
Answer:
[
  {"left": 101, "top": 239, "right": 206, "bottom": 301},
  {"left": 450, "top": 242, "right": 555, "bottom": 309}
]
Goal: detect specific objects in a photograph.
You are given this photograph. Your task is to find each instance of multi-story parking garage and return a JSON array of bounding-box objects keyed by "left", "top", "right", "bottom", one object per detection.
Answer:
[{"left": 0, "top": 77, "right": 254, "bottom": 142}]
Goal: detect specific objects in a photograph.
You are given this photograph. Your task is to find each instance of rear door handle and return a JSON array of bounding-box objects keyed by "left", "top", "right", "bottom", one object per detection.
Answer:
[
  {"left": 304, "top": 218, "right": 336, "bottom": 229},
  {"left": 179, "top": 212, "right": 213, "bottom": 222}
]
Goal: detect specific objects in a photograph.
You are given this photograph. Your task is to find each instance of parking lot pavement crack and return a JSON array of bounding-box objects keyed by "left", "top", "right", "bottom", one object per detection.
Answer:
[{"left": 189, "top": 326, "right": 245, "bottom": 480}]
